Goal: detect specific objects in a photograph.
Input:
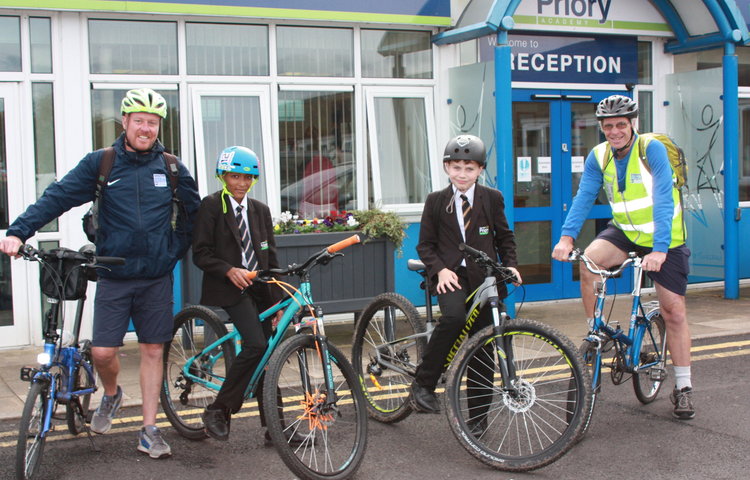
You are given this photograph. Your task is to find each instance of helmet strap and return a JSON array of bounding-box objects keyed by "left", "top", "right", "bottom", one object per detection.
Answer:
[{"left": 217, "top": 174, "right": 257, "bottom": 214}]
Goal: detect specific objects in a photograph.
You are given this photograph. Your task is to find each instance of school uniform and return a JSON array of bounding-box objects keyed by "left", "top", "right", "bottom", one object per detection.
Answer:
[
  {"left": 192, "top": 190, "right": 283, "bottom": 414},
  {"left": 415, "top": 183, "right": 518, "bottom": 394}
]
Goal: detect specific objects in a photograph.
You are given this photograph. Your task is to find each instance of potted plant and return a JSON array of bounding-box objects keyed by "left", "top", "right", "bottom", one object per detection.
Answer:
[{"left": 273, "top": 208, "right": 406, "bottom": 314}]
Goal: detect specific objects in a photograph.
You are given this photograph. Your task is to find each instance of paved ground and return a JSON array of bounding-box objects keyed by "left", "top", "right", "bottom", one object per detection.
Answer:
[{"left": 0, "top": 283, "right": 748, "bottom": 420}]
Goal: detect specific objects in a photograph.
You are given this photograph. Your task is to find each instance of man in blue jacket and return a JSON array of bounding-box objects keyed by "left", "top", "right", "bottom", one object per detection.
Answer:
[
  {"left": 551, "top": 95, "right": 694, "bottom": 420},
  {"left": 0, "top": 88, "right": 201, "bottom": 458}
]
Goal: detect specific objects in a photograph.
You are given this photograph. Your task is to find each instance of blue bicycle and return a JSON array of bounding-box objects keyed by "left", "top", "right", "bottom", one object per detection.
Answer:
[
  {"left": 161, "top": 234, "right": 367, "bottom": 480},
  {"left": 570, "top": 248, "right": 668, "bottom": 436},
  {"left": 15, "top": 244, "right": 124, "bottom": 480}
]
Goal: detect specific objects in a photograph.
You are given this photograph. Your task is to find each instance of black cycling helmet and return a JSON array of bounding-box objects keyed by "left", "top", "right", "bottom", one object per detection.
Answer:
[
  {"left": 443, "top": 134, "right": 486, "bottom": 166},
  {"left": 595, "top": 95, "right": 638, "bottom": 120}
]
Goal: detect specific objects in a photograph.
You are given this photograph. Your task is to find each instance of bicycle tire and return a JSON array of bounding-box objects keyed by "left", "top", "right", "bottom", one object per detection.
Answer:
[
  {"left": 263, "top": 334, "right": 368, "bottom": 480},
  {"left": 576, "top": 339, "right": 602, "bottom": 440},
  {"left": 161, "top": 305, "right": 236, "bottom": 440},
  {"left": 16, "top": 381, "right": 50, "bottom": 480},
  {"left": 444, "top": 319, "right": 591, "bottom": 472},
  {"left": 633, "top": 312, "right": 667, "bottom": 404},
  {"left": 66, "top": 341, "right": 95, "bottom": 435},
  {"left": 351, "top": 292, "right": 426, "bottom": 424}
]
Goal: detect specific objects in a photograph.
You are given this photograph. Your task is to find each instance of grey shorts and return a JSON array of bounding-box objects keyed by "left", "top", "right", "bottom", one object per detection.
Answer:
[
  {"left": 92, "top": 274, "right": 174, "bottom": 347},
  {"left": 596, "top": 225, "right": 690, "bottom": 296}
]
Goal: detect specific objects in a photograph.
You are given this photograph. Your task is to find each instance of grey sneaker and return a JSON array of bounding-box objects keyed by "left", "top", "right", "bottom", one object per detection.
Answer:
[
  {"left": 137, "top": 426, "right": 172, "bottom": 459},
  {"left": 670, "top": 386, "right": 695, "bottom": 420},
  {"left": 90, "top": 385, "right": 123, "bottom": 434}
]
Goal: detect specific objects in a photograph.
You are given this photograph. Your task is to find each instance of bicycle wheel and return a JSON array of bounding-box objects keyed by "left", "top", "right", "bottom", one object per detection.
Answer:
[
  {"left": 351, "top": 292, "right": 426, "bottom": 423},
  {"left": 66, "top": 341, "right": 95, "bottom": 435},
  {"left": 633, "top": 312, "right": 667, "bottom": 404},
  {"left": 264, "top": 334, "right": 368, "bottom": 480},
  {"left": 576, "top": 339, "right": 602, "bottom": 439},
  {"left": 16, "top": 381, "right": 50, "bottom": 480},
  {"left": 161, "top": 305, "right": 236, "bottom": 440},
  {"left": 444, "top": 319, "right": 591, "bottom": 472}
]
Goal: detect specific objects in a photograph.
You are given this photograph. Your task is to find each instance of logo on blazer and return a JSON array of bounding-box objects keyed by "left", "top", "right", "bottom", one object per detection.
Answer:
[
  {"left": 479, "top": 226, "right": 490, "bottom": 235},
  {"left": 260, "top": 241, "right": 269, "bottom": 250}
]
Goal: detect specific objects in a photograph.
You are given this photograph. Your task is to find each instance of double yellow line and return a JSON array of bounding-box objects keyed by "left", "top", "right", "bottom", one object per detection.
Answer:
[{"left": 1, "top": 337, "right": 748, "bottom": 450}]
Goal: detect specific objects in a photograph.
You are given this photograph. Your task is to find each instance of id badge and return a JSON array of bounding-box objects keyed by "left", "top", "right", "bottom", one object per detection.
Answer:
[{"left": 153, "top": 173, "right": 167, "bottom": 187}]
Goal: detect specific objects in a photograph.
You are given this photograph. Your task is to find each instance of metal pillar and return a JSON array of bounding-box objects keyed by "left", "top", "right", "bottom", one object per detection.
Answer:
[
  {"left": 723, "top": 41, "right": 739, "bottom": 299},
  {"left": 495, "top": 30, "right": 515, "bottom": 315}
]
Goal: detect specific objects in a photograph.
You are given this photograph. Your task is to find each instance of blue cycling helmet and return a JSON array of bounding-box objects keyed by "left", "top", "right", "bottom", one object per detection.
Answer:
[{"left": 216, "top": 146, "right": 260, "bottom": 177}]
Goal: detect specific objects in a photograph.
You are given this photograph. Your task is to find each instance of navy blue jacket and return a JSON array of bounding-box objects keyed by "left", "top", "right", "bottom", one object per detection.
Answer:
[{"left": 7, "top": 133, "right": 201, "bottom": 279}]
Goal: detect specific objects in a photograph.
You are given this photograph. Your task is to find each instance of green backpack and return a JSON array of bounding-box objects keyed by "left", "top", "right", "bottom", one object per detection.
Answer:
[{"left": 637, "top": 132, "right": 688, "bottom": 190}]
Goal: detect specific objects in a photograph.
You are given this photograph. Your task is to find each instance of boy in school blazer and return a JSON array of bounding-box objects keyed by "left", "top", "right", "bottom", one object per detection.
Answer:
[
  {"left": 412, "top": 135, "right": 522, "bottom": 436},
  {"left": 192, "top": 146, "right": 287, "bottom": 443}
]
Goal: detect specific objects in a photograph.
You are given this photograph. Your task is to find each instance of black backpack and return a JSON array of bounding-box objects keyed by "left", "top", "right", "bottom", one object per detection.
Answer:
[{"left": 82, "top": 147, "right": 181, "bottom": 242}]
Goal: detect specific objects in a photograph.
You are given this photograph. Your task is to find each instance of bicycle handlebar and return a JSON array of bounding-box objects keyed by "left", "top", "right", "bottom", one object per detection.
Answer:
[
  {"left": 246, "top": 234, "right": 361, "bottom": 282},
  {"left": 19, "top": 244, "right": 126, "bottom": 266},
  {"left": 458, "top": 243, "right": 518, "bottom": 283},
  {"left": 569, "top": 247, "right": 636, "bottom": 277}
]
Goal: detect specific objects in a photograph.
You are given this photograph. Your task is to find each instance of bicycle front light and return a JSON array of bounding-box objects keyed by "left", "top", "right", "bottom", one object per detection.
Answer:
[{"left": 37, "top": 343, "right": 55, "bottom": 366}]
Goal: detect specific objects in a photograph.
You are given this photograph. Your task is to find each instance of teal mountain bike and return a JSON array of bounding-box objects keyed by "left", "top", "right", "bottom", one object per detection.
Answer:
[{"left": 161, "top": 234, "right": 367, "bottom": 480}]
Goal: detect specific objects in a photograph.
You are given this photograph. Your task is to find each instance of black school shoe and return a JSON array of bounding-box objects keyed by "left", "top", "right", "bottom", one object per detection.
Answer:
[
  {"left": 202, "top": 406, "right": 230, "bottom": 441},
  {"left": 410, "top": 382, "right": 440, "bottom": 413}
]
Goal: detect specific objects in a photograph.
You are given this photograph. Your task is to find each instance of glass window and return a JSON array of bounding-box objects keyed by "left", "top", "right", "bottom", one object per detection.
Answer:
[
  {"left": 277, "top": 26, "right": 353, "bottom": 77},
  {"left": 0, "top": 16, "right": 21, "bottom": 72},
  {"left": 197, "top": 95, "right": 268, "bottom": 202},
  {"left": 514, "top": 221, "right": 551, "bottom": 284},
  {"left": 91, "top": 88, "right": 180, "bottom": 155},
  {"left": 0, "top": 97, "right": 7, "bottom": 229},
  {"left": 740, "top": 99, "right": 750, "bottom": 202},
  {"left": 513, "top": 102, "right": 550, "bottom": 208},
  {"left": 361, "top": 29, "right": 432, "bottom": 79},
  {"left": 638, "top": 90, "right": 653, "bottom": 133},
  {"left": 368, "top": 96, "right": 431, "bottom": 206},
  {"left": 278, "top": 90, "right": 354, "bottom": 218},
  {"left": 32, "top": 83, "right": 58, "bottom": 232},
  {"left": 637, "top": 41, "right": 652, "bottom": 85},
  {"left": 88, "top": 20, "right": 177, "bottom": 75},
  {"left": 29, "top": 17, "right": 52, "bottom": 74},
  {"left": 186, "top": 23, "right": 268, "bottom": 76}
]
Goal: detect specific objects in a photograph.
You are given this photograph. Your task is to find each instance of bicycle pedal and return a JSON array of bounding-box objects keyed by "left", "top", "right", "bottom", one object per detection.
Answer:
[
  {"left": 649, "top": 368, "right": 667, "bottom": 382},
  {"left": 19, "top": 366, "right": 38, "bottom": 382}
]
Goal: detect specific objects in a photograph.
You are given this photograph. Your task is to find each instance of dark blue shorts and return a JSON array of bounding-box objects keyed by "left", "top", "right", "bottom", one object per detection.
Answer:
[
  {"left": 92, "top": 274, "right": 174, "bottom": 347},
  {"left": 596, "top": 225, "right": 691, "bottom": 296}
]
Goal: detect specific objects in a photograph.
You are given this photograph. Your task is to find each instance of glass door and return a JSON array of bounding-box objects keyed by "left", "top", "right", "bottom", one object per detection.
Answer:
[
  {"left": 190, "top": 85, "right": 275, "bottom": 208},
  {"left": 0, "top": 83, "right": 32, "bottom": 347},
  {"left": 512, "top": 89, "right": 620, "bottom": 300}
]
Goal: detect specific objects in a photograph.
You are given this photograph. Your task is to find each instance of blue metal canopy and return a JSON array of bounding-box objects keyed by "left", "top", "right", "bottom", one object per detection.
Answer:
[{"left": 433, "top": 0, "right": 750, "bottom": 53}]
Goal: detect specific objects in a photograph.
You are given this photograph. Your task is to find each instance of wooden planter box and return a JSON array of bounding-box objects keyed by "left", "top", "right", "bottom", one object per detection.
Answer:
[
  {"left": 181, "top": 231, "right": 395, "bottom": 315},
  {"left": 275, "top": 232, "right": 395, "bottom": 314}
]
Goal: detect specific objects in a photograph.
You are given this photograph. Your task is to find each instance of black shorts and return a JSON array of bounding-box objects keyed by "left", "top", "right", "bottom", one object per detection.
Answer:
[{"left": 596, "top": 225, "right": 691, "bottom": 296}]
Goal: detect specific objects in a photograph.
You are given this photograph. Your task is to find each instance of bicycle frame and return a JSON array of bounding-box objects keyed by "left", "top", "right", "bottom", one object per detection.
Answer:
[
  {"left": 582, "top": 252, "right": 666, "bottom": 387},
  {"left": 178, "top": 254, "right": 342, "bottom": 405}
]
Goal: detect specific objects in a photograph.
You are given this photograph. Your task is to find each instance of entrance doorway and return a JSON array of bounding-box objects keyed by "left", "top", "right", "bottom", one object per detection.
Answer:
[
  {"left": 0, "top": 83, "right": 32, "bottom": 346},
  {"left": 512, "top": 89, "right": 624, "bottom": 301}
]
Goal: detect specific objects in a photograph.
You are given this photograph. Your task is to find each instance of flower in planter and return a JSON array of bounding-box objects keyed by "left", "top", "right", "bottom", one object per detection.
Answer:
[{"left": 274, "top": 208, "right": 406, "bottom": 250}]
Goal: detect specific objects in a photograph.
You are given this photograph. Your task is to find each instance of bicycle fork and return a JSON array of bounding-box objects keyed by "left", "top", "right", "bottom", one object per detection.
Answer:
[{"left": 488, "top": 298, "right": 521, "bottom": 396}]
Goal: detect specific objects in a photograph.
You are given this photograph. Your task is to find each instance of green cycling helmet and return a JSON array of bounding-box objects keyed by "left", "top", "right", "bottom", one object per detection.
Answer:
[{"left": 121, "top": 88, "right": 168, "bottom": 119}]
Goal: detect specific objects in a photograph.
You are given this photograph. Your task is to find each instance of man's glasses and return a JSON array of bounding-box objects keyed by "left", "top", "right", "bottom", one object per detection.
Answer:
[{"left": 601, "top": 121, "right": 630, "bottom": 132}]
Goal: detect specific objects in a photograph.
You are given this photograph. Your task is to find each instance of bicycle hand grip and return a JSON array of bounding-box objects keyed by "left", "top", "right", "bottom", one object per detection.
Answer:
[
  {"left": 96, "top": 256, "right": 126, "bottom": 265},
  {"left": 245, "top": 270, "right": 259, "bottom": 281},
  {"left": 327, "top": 234, "right": 360, "bottom": 253}
]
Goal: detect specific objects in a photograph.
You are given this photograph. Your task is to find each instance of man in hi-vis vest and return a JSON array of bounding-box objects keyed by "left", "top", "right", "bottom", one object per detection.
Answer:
[{"left": 552, "top": 95, "right": 694, "bottom": 420}]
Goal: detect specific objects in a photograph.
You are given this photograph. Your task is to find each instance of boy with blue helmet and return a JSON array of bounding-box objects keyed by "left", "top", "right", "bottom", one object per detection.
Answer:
[{"left": 192, "top": 146, "right": 299, "bottom": 444}]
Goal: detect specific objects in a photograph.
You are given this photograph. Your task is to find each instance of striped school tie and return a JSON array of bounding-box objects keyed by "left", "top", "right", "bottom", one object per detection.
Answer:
[
  {"left": 460, "top": 194, "right": 471, "bottom": 232},
  {"left": 235, "top": 205, "right": 257, "bottom": 271}
]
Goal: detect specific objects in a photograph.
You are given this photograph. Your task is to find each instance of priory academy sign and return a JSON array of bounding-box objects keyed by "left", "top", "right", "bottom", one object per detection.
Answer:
[{"left": 480, "top": 33, "right": 637, "bottom": 85}]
